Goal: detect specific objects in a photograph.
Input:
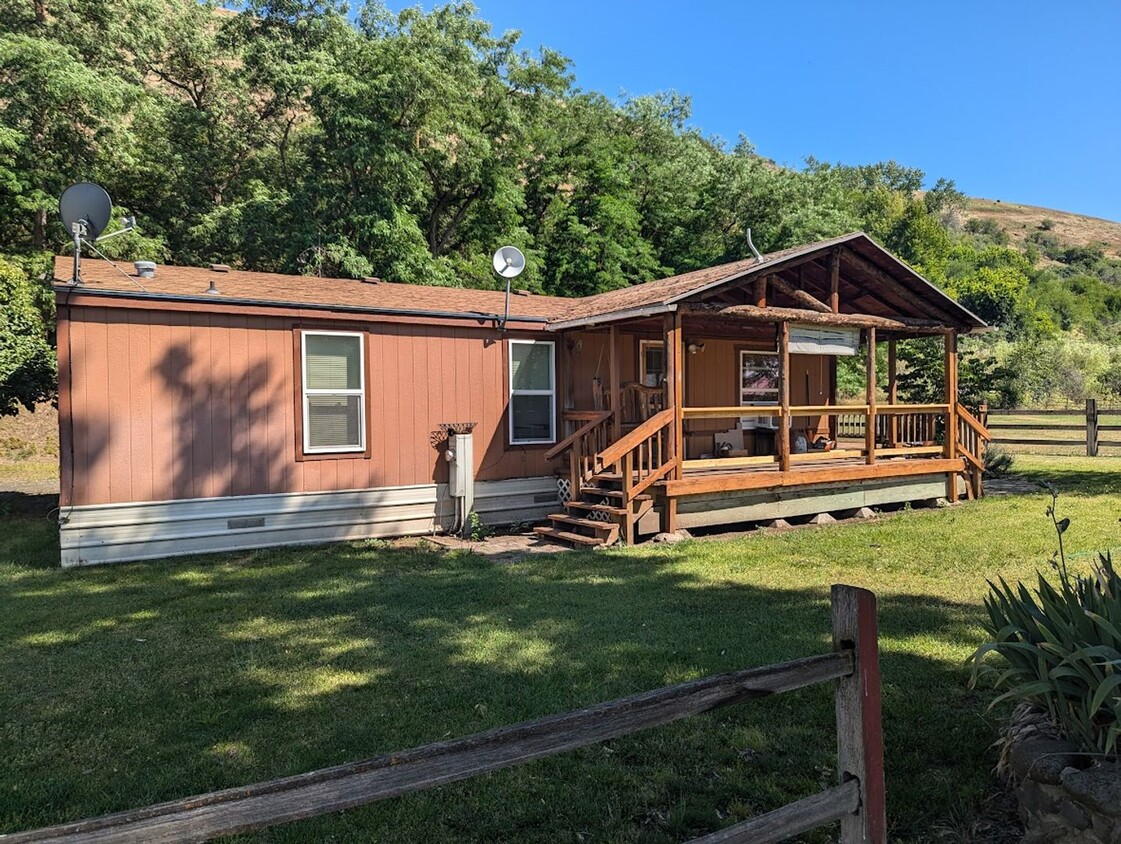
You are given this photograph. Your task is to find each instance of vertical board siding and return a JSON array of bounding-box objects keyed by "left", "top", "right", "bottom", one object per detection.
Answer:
[{"left": 65, "top": 307, "right": 554, "bottom": 505}]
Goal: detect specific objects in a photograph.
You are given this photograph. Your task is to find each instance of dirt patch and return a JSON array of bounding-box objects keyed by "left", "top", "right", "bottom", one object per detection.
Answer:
[
  {"left": 984, "top": 476, "right": 1044, "bottom": 496},
  {"left": 403, "top": 531, "right": 573, "bottom": 564}
]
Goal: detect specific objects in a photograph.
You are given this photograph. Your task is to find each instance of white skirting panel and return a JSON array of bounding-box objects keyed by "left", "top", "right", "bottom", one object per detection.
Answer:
[{"left": 59, "top": 477, "right": 560, "bottom": 567}]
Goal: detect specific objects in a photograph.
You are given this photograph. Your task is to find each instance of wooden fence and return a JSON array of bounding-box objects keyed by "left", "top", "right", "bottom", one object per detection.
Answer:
[
  {"left": 1, "top": 585, "right": 886, "bottom": 844},
  {"left": 983, "top": 399, "right": 1121, "bottom": 456}
]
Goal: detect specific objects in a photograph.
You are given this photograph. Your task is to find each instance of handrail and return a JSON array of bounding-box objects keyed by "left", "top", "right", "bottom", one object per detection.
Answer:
[
  {"left": 597, "top": 408, "right": 674, "bottom": 467},
  {"left": 544, "top": 410, "right": 612, "bottom": 461},
  {"left": 683, "top": 403, "right": 948, "bottom": 419},
  {"left": 956, "top": 403, "right": 990, "bottom": 442}
]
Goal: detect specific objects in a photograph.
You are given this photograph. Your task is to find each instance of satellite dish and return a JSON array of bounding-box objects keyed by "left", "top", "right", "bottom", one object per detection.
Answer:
[
  {"left": 492, "top": 246, "right": 525, "bottom": 279},
  {"left": 59, "top": 182, "right": 113, "bottom": 240}
]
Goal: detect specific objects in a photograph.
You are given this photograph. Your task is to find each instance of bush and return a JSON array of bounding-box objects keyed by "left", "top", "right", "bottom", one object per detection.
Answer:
[
  {"left": 969, "top": 491, "right": 1121, "bottom": 757},
  {"left": 983, "top": 444, "right": 1014, "bottom": 476}
]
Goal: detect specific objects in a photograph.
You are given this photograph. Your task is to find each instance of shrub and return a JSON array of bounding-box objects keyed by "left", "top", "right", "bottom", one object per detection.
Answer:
[
  {"left": 969, "top": 491, "right": 1121, "bottom": 757},
  {"left": 466, "top": 511, "right": 493, "bottom": 542},
  {"left": 983, "top": 444, "right": 1014, "bottom": 476}
]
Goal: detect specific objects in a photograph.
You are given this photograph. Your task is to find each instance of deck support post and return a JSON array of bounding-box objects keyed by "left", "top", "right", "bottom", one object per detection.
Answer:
[
  {"left": 778, "top": 321, "right": 791, "bottom": 473},
  {"left": 944, "top": 330, "right": 959, "bottom": 501},
  {"left": 865, "top": 327, "right": 876, "bottom": 464},
  {"left": 833, "top": 584, "right": 888, "bottom": 844},
  {"left": 887, "top": 339, "right": 898, "bottom": 447},
  {"left": 608, "top": 324, "right": 621, "bottom": 442}
]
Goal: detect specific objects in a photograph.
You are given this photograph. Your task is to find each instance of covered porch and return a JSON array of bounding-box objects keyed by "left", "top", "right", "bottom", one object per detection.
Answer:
[{"left": 538, "top": 233, "right": 990, "bottom": 546}]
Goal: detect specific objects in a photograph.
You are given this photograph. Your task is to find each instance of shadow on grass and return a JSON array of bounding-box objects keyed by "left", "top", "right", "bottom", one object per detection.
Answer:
[
  {"left": 1010, "top": 462, "right": 1121, "bottom": 497},
  {"left": 0, "top": 527, "right": 1013, "bottom": 843}
]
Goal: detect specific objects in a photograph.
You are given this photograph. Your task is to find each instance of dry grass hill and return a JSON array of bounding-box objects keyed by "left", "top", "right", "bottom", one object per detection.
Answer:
[{"left": 961, "top": 197, "right": 1121, "bottom": 259}]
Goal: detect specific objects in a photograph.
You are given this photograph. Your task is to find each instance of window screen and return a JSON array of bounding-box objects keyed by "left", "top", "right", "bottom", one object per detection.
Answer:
[{"left": 508, "top": 340, "right": 555, "bottom": 444}]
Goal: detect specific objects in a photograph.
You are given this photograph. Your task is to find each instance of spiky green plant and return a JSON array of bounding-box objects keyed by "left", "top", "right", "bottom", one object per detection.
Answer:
[{"left": 969, "top": 489, "right": 1121, "bottom": 757}]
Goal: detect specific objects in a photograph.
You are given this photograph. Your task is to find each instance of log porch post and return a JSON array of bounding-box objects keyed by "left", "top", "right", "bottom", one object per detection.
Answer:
[
  {"left": 608, "top": 323, "right": 621, "bottom": 441},
  {"left": 778, "top": 321, "right": 791, "bottom": 472},
  {"left": 865, "top": 327, "right": 877, "bottom": 464},
  {"left": 661, "top": 311, "right": 684, "bottom": 533},
  {"left": 887, "top": 339, "right": 898, "bottom": 446},
  {"left": 944, "top": 330, "right": 959, "bottom": 501},
  {"left": 828, "top": 249, "right": 841, "bottom": 314}
]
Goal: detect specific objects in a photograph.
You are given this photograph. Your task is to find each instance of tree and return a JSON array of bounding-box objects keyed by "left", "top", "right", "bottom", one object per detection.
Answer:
[{"left": 0, "top": 256, "right": 55, "bottom": 416}]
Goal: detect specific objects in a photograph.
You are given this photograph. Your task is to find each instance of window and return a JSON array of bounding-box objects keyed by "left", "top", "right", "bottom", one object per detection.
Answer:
[
  {"left": 301, "top": 331, "right": 365, "bottom": 454},
  {"left": 508, "top": 340, "right": 556, "bottom": 444},
  {"left": 640, "top": 339, "right": 665, "bottom": 388},
  {"left": 739, "top": 349, "right": 780, "bottom": 430}
]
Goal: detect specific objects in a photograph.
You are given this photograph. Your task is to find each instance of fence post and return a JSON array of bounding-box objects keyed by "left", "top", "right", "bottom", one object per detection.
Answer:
[
  {"left": 832, "top": 584, "right": 887, "bottom": 844},
  {"left": 1086, "top": 398, "right": 1098, "bottom": 457}
]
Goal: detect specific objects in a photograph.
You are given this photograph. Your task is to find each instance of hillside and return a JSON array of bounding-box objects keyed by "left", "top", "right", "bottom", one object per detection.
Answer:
[{"left": 961, "top": 197, "right": 1121, "bottom": 259}]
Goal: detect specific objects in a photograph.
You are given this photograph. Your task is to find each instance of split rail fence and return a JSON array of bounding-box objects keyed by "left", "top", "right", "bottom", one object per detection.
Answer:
[
  {"left": 1, "top": 585, "right": 886, "bottom": 844},
  {"left": 983, "top": 399, "right": 1121, "bottom": 456}
]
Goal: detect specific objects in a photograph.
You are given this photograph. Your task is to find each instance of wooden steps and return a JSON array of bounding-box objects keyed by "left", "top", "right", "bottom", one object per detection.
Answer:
[
  {"left": 532, "top": 526, "right": 614, "bottom": 547},
  {"left": 580, "top": 487, "right": 651, "bottom": 502},
  {"left": 565, "top": 501, "right": 630, "bottom": 516}
]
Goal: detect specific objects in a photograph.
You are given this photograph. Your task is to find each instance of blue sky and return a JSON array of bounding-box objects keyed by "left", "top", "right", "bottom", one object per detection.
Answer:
[{"left": 387, "top": 1, "right": 1121, "bottom": 222}]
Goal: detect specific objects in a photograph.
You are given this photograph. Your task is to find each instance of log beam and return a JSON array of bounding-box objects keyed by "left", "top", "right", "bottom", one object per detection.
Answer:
[
  {"left": 680, "top": 303, "right": 947, "bottom": 333},
  {"left": 769, "top": 274, "right": 832, "bottom": 314}
]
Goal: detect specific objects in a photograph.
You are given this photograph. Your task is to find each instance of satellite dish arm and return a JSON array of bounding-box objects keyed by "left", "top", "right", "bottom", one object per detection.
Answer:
[{"left": 501, "top": 275, "right": 511, "bottom": 331}]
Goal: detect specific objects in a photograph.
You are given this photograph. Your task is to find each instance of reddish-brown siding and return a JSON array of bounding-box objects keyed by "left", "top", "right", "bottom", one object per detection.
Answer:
[{"left": 61, "top": 307, "right": 554, "bottom": 507}]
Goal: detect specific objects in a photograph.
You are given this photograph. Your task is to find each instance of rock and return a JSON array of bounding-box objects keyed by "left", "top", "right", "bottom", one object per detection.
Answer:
[
  {"left": 1058, "top": 797, "right": 1092, "bottom": 830},
  {"left": 1010, "top": 737, "right": 1083, "bottom": 784},
  {"left": 852, "top": 507, "right": 876, "bottom": 519},
  {"left": 761, "top": 518, "right": 791, "bottom": 529},
  {"left": 807, "top": 512, "right": 836, "bottom": 525},
  {"left": 652, "top": 532, "right": 685, "bottom": 545},
  {"left": 1062, "top": 762, "right": 1121, "bottom": 818}
]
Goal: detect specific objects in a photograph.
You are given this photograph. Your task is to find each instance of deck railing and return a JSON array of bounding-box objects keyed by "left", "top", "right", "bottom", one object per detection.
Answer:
[
  {"left": 618, "top": 382, "right": 665, "bottom": 426},
  {"left": 1, "top": 585, "right": 887, "bottom": 844},
  {"left": 547, "top": 410, "right": 614, "bottom": 494},
  {"left": 681, "top": 404, "right": 950, "bottom": 468},
  {"left": 955, "top": 403, "right": 990, "bottom": 498}
]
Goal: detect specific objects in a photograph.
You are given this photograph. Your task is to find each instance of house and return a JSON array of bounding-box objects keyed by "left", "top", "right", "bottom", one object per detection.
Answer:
[{"left": 54, "top": 232, "right": 989, "bottom": 566}]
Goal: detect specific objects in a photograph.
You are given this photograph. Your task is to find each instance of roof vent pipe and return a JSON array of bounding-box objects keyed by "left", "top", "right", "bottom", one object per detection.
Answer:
[
  {"left": 207, "top": 278, "right": 220, "bottom": 295},
  {"left": 134, "top": 261, "right": 156, "bottom": 279},
  {"left": 745, "top": 228, "right": 765, "bottom": 263}
]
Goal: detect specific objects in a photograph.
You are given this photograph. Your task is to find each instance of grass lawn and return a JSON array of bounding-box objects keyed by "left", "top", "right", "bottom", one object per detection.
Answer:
[{"left": 1, "top": 455, "right": 1119, "bottom": 842}]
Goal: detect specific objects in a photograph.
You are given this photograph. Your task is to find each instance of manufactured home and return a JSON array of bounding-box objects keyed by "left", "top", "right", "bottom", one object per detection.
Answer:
[{"left": 54, "top": 232, "right": 990, "bottom": 566}]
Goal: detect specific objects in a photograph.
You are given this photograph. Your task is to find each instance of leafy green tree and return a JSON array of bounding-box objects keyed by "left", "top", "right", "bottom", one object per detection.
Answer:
[{"left": 0, "top": 255, "right": 55, "bottom": 416}]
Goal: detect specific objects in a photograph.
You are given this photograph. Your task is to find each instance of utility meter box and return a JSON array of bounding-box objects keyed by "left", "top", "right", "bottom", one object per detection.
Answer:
[{"left": 448, "top": 433, "right": 473, "bottom": 497}]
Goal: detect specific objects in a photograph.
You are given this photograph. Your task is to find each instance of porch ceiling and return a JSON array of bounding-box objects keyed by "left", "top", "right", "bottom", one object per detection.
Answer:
[{"left": 547, "top": 232, "right": 987, "bottom": 335}]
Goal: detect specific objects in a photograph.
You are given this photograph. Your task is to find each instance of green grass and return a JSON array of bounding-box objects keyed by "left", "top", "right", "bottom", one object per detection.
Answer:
[{"left": 2, "top": 455, "right": 1119, "bottom": 842}]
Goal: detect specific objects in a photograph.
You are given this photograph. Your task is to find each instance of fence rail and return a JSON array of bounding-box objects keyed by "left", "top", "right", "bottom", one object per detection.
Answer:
[
  {"left": 0, "top": 585, "right": 886, "bottom": 844},
  {"left": 984, "top": 399, "right": 1121, "bottom": 455}
]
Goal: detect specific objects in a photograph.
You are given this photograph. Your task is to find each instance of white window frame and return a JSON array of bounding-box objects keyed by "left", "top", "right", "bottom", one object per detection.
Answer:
[
  {"left": 508, "top": 339, "right": 556, "bottom": 446},
  {"left": 301, "top": 330, "right": 366, "bottom": 455},
  {"left": 639, "top": 339, "right": 665, "bottom": 388}
]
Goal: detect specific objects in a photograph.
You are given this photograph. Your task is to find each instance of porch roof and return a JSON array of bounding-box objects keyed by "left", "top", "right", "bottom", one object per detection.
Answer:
[{"left": 546, "top": 232, "right": 988, "bottom": 333}]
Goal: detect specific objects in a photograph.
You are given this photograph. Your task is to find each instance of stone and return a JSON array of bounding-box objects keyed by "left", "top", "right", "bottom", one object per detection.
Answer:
[
  {"left": 1058, "top": 798, "right": 1092, "bottom": 830},
  {"left": 852, "top": 507, "right": 876, "bottom": 519},
  {"left": 1019, "top": 777, "right": 1063, "bottom": 817},
  {"left": 761, "top": 518, "right": 791, "bottom": 530},
  {"left": 807, "top": 512, "right": 836, "bottom": 525},
  {"left": 1062, "top": 762, "right": 1121, "bottom": 818},
  {"left": 1010, "top": 737, "right": 1083, "bottom": 784}
]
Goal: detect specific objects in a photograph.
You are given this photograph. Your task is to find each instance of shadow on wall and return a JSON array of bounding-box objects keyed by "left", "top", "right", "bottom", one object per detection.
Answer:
[{"left": 154, "top": 340, "right": 294, "bottom": 501}]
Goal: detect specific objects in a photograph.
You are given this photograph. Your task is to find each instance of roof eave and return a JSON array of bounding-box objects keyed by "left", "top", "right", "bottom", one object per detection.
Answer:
[
  {"left": 547, "top": 302, "right": 677, "bottom": 331},
  {"left": 53, "top": 284, "right": 554, "bottom": 325}
]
